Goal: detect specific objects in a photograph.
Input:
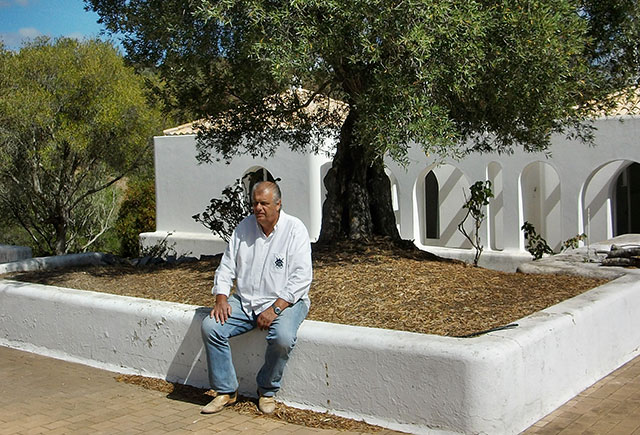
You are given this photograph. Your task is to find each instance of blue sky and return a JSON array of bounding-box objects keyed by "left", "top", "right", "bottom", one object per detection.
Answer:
[{"left": 0, "top": 0, "right": 118, "bottom": 51}]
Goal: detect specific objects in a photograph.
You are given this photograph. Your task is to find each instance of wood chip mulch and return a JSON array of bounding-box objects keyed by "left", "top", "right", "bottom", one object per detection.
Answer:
[{"left": 2, "top": 239, "right": 608, "bottom": 337}]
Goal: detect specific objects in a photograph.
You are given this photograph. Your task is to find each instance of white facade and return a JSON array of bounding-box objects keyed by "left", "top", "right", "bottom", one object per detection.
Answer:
[
  {"left": 142, "top": 135, "right": 333, "bottom": 257},
  {"left": 142, "top": 116, "right": 640, "bottom": 270}
]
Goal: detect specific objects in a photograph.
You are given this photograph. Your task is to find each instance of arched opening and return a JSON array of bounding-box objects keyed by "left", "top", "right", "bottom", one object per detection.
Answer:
[
  {"left": 520, "top": 161, "right": 562, "bottom": 251},
  {"left": 614, "top": 162, "right": 640, "bottom": 235},
  {"left": 415, "top": 164, "right": 470, "bottom": 247},
  {"left": 425, "top": 171, "right": 439, "bottom": 239},
  {"left": 241, "top": 167, "right": 277, "bottom": 208},
  {"left": 242, "top": 167, "right": 277, "bottom": 193},
  {"left": 581, "top": 160, "right": 626, "bottom": 242}
]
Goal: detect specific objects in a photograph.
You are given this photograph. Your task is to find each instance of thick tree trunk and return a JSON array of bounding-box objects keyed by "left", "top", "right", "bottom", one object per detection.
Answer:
[{"left": 318, "top": 110, "right": 401, "bottom": 243}]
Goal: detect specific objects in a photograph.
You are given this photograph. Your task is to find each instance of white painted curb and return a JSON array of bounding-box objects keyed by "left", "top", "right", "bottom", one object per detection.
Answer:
[
  {"left": 1, "top": 275, "right": 640, "bottom": 434},
  {"left": 0, "top": 252, "right": 109, "bottom": 274},
  {"left": 0, "top": 244, "right": 32, "bottom": 264}
]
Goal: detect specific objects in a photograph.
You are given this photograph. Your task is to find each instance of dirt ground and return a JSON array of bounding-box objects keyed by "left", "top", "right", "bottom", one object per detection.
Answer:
[{"left": 1, "top": 240, "right": 610, "bottom": 432}]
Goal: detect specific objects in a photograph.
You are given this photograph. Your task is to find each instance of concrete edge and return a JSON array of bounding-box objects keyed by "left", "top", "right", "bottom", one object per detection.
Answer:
[
  {"left": 0, "top": 245, "right": 32, "bottom": 264},
  {"left": 0, "top": 252, "right": 109, "bottom": 274},
  {"left": 2, "top": 274, "right": 640, "bottom": 434}
]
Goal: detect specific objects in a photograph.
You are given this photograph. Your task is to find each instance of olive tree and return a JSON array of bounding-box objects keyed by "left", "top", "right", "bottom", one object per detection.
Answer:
[{"left": 88, "top": 0, "right": 640, "bottom": 243}]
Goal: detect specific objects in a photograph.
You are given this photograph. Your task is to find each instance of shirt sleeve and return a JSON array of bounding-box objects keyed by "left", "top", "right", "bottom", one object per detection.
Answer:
[
  {"left": 281, "top": 221, "right": 313, "bottom": 304},
  {"left": 212, "top": 229, "right": 238, "bottom": 297}
]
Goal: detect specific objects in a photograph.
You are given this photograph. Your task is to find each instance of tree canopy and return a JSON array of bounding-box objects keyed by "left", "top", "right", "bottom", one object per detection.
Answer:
[
  {"left": 0, "top": 38, "right": 163, "bottom": 255},
  {"left": 88, "top": 0, "right": 640, "bottom": 242}
]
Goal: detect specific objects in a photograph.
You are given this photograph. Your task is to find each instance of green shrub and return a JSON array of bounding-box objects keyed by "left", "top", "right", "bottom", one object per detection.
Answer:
[
  {"left": 115, "top": 178, "right": 156, "bottom": 257},
  {"left": 193, "top": 178, "right": 251, "bottom": 242},
  {"left": 522, "top": 221, "right": 587, "bottom": 260}
]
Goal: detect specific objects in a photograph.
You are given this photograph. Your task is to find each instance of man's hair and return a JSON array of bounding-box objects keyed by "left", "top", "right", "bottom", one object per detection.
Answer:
[{"left": 251, "top": 181, "right": 281, "bottom": 203}]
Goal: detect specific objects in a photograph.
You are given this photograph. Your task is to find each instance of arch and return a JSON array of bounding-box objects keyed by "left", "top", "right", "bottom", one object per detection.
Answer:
[
  {"left": 487, "top": 161, "right": 504, "bottom": 251},
  {"left": 520, "top": 161, "right": 562, "bottom": 251},
  {"left": 614, "top": 162, "right": 640, "bottom": 235},
  {"left": 580, "top": 160, "right": 626, "bottom": 242},
  {"left": 414, "top": 164, "right": 471, "bottom": 248},
  {"left": 242, "top": 166, "right": 277, "bottom": 195},
  {"left": 239, "top": 166, "right": 277, "bottom": 210},
  {"left": 425, "top": 170, "right": 439, "bottom": 238}
]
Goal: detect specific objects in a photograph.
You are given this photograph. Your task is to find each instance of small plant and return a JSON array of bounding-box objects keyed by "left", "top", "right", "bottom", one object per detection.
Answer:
[
  {"left": 560, "top": 233, "right": 588, "bottom": 252},
  {"left": 522, "top": 222, "right": 588, "bottom": 260},
  {"left": 521, "top": 221, "right": 554, "bottom": 260},
  {"left": 458, "top": 180, "right": 493, "bottom": 266},
  {"left": 193, "top": 178, "right": 251, "bottom": 242},
  {"left": 140, "top": 231, "right": 177, "bottom": 259}
]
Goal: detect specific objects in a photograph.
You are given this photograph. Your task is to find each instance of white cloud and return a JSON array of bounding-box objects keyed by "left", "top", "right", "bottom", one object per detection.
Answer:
[
  {"left": 0, "top": 0, "right": 31, "bottom": 7},
  {"left": 0, "top": 27, "right": 43, "bottom": 50},
  {"left": 18, "top": 27, "right": 41, "bottom": 38}
]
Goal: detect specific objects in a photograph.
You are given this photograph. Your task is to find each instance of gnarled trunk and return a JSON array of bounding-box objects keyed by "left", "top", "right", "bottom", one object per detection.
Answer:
[{"left": 318, "top": 109, "right": 401, "bottom": 243}]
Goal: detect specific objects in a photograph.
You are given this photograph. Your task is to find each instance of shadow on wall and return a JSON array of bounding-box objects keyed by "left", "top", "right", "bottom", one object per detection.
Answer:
[{"left": 165, "top": 307, "right": 268, "bottom": 396}]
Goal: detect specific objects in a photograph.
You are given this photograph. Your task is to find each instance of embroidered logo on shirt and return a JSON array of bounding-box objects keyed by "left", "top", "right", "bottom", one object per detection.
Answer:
[{"left": 274, "top": 256, "right": 285, "bottom": 269}]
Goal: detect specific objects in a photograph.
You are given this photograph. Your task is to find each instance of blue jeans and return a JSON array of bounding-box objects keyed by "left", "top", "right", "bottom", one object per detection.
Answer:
[{"left": 201, "top": 293, "right": 308, "bottom": 397}]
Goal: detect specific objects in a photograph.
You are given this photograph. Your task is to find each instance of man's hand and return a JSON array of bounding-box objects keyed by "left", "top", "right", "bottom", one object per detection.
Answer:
[
  {"left": 257, "top": 299, "right": 290, "bottom": 330},
  {"left": 211, "top": 294, "right": 231, "bottom": 324},
  {"left": 257, "top": 307, "right": 278, "bottom": 330}
]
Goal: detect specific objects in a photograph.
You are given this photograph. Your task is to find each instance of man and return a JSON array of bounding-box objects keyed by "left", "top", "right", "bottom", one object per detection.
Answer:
[{"left": 200, "top": 181, "right": 312, "bottom": 415}]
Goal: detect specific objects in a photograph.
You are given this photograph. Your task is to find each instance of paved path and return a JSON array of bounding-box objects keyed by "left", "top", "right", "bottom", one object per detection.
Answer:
[
  {"left": 523, "top": 355, "right": 640, "bottom": 435},
  {"left": 0, "top": 346, "right": 401, "bottom": 435},
  {"left": 1, "top": 345, "right": 640, "bottom": 434}
]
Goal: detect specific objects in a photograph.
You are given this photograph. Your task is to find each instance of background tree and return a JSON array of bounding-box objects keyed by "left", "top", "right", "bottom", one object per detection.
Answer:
[
  {"left": 0, "top": 38, "right": 162, "bottom": 255},
  {"left": 88, "top": 0, "right": 640, "bottom": 244}
]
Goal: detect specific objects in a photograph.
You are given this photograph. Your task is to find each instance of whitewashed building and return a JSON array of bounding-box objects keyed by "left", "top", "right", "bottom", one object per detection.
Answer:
[{"left": 142, "top": 102, "right": 640, "bottom": 271}]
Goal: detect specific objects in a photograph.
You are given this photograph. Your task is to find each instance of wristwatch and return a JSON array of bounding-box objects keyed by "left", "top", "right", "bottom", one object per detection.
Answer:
[{"left": 272, "top": 304, "right": 282, "bottom": 316}]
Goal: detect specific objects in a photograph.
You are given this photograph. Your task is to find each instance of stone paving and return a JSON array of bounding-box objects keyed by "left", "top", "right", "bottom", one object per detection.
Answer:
[
  {"left": 1, "top": 345, "right": 640, "bottom": 434},
  {"left": 0, "top": 346, "right": 401, "bottom": 435},
  {"left": 523, "top": 354, "right": 640, "bottom": 435}
]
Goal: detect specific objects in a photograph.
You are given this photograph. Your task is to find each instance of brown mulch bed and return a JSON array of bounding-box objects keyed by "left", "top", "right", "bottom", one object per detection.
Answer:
[
  {"left": 0, "top": 240, "right": 610, "bottom": 432},
  {"left": 2, "top": 240, "right": 608, "bottom": 337}
]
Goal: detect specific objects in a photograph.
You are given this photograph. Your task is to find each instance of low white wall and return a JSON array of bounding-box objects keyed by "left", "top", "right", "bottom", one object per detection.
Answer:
[
  {"left": 139, "top": 231, "right": 227, "bottom": 259},
  {"left": 1, "top": 276, "right": 640, "bottom": 434},
  {"left": 0, "top": 252, "right": 107, "bottom": 274},
  {"left": 0, "top": 244, "right": 32, "bottom": 264},
  {"left": 417, "top": 245, "right": 534, "bottom": 272}
]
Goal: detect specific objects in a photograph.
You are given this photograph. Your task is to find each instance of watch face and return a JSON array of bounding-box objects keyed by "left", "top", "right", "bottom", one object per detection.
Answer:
[{"left": 274, "top": 306, "right": 282, "bottom": 315}]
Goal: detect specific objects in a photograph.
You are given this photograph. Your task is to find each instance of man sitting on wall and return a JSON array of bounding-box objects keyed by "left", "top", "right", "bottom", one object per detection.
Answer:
[{"left": 201, "top": 181, "right": 312, "bottom": 414}]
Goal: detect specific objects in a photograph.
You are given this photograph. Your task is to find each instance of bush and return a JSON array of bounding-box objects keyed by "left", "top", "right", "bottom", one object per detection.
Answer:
[
  {"left": 521, "top": 221, "right": 587, "bottom": 260},
  {"left": 115, "top": 178, "right": 156, "bottom": 257},
  {"left": 193, "top": 178, "right": 251, "bottom": 242}
]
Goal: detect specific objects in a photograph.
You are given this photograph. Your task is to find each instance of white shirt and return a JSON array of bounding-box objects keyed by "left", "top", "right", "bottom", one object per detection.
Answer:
[{"left": 213, "top": 210, "right": 312, "bottom": 316}]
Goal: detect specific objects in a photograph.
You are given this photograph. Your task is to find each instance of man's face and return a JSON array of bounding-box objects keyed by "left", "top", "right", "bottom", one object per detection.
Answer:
[{"left": 252, "top": 187, "right": 281, "bottom": 231}]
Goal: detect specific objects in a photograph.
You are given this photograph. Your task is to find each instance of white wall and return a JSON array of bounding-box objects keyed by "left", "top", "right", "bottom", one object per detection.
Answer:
[
  {"left": 0, "top": 245, "right": 31, "bottom": 264},
  {"left": 2, "top": 274, "right": 640, "bottom": 434},
  {"left": 146, "top": 117, "right": 640, "bottom": 268},
  {"left": 143, "top": 135, "right": 333, "bottom": 257},
  {"left": 400, "top": 116, "right": 640, "bottom": 258}
]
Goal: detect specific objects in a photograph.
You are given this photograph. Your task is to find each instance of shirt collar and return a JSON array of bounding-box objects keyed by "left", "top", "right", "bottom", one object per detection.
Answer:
[{"left": 256, "top": 210, "right": 284, "bottom": 238}]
